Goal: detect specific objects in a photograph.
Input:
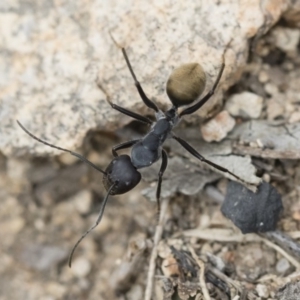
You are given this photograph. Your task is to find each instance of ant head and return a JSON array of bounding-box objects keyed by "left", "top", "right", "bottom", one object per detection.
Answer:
[
  {"left": 103, "top": 154, "right": 141, "bottom": 195},
  {"left": 166, "top": 63, "right": 206, "bottom": 107}
]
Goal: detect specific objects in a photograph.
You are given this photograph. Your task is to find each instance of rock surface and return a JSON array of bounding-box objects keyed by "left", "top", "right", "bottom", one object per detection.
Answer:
[
  {"left": 232, "top": 120, "right": 300, "bottom": 159},
  {"left": 1, "top": 0, "right": 297, "bottom": 156}
]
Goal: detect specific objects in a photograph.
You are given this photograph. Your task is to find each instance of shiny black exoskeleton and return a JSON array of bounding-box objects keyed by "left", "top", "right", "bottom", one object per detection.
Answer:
[
  {"left": 17, "top": 43, "right": 250, "bottom": 268},
  {"left": 131, "top": 118, "right": 171, "bottom": 169},
  {"left": 103, "top": 154, "right": 141, "bottom": 194}
]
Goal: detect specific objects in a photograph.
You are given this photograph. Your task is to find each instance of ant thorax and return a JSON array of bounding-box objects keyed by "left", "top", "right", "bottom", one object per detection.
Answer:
[
  {"left": 155, "top": 107, "right": 180, "bottom": 126},
  {"left": 131, "top": 116, "right": 171, "bottom": 169},
  {"left": 154, "top": 109, "right": 166, "bottom": 121}
]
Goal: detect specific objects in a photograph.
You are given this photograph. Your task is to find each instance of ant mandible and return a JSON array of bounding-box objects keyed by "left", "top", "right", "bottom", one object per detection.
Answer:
[{"left": 17, "top": 41, "right": 249, "bottom": 267}]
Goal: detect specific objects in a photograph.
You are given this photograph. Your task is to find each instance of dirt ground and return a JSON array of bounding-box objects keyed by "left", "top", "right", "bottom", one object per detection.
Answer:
[{"left": 1, "top": 21, "right": 300, "bottom": 300}]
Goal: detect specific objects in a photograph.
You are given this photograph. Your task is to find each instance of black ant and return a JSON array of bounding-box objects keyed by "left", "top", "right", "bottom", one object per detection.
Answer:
[{"left": 17, "top": 42, "right": 251, "bottom": 267}]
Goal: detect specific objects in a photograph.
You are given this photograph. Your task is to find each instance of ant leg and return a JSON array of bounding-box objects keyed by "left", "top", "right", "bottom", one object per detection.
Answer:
[
  {"left": 97, "top": 82, "right": 153, "bottom": 125},
  {"left": 109, "top": 32, "right": 159, "bottom": 112},
  {"left": 179, "top": 57, "right": 225, "bottom": 118},
  {"left": 17, "top": 121, "right": 106, "bottom": 175},
  {"left": 112, "top": 139, "right": 140, "bottom": 157},
  {"left": 172, "top": 134, "right": 253, "bottom": 185},
  {"left": 156, "top": 149, "right": 168, "bottom": 217},
  {"left": 68, "top": 183, "right": 116, "bottom": 267},
  {"left": 121, "top": 48, "right": 159, "bottom": 113}
]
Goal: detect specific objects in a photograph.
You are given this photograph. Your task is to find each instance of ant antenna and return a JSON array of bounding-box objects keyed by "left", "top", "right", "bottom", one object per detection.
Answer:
[
  {"left": 108, "top": 30, "right": 122, "bottom": 48},
  {"left": 17, "top": 120, "right": 106, "bottom": 175},
  {"left": 109, "top": 31, "right": 137, "bottom": 82},
  {"left": 68, "top": 183, "right": 116, "bottom": 267}
]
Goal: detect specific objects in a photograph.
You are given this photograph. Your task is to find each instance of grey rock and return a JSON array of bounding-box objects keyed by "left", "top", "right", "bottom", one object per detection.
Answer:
[
  {"left": 276, "top": 281, "right": 300, "bottom": 300},
  {"left": 221, "top": 181, "right": 283, "bottom": 233}
]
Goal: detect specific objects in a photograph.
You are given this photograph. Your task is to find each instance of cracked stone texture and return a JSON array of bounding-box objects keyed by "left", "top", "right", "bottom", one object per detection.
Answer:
[
  {"left": 1, "top": 0, "right": 299, "bottom": 156},
  {"left": 232, "top": 120, "right": 300, "bottom": 159}
]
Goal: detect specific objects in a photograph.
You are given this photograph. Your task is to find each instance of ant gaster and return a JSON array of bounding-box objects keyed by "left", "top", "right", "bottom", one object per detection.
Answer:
[{"left": 18, "top": 43, "right": 250, "bottom": 267}]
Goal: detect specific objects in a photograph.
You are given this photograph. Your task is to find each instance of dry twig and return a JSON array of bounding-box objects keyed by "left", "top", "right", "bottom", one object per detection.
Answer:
[
  {"left": 260, "top": 237, "right": 300, "bottom": 270},
  {"left": 207, "top": 264, "right": 242, "bottom": 295},
  {"left": 144, "top": 197, "right": 170, "bottom": 300},
  {"left": 188, "top": 246, "right": 211, "bottom": 300},
  {"left": 184, "top": 228, "right": 300, "bottom": 270}
]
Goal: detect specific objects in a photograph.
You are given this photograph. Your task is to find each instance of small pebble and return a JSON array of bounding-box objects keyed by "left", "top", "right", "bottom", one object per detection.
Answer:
[
  {"left": 262, "top": 173, "right": 270, "bottom": 183},
  {"left": 72, "top": 257, "right": 92, "bottom": 277},
  {"left": 212, "top": 242, "right": 223, "bottom": 253},
  {"left": 292, "top": 210, "right": 300, "bottom": 221},
  {"left": 21, "top": 244, "right": 68, "bottom": 271},
  {"left": 200, "top": 110, "right": 235, "bottom": 142},
  {"left": 273, "top": 26, "right": 300, "bottom": 53},
  {"left": 7, "top": 158, "right": 30, "bottom": 181},
  {"left": 206, "top": 253, "right": 226, "bottom": 271},
  {"left": 52, "top": 201, "right": 77, "bottom": 226},
  {"left": 256, "top": 284, "right": 269, "bottom": 298},
  {"left": 235, "top": 244, "right": 266, "bottom": 281},
  {"left": 289, "top": 111, "right": 300, "bottom": 123},
  {"left": 276, "top": 258, "right": 290, "bottom": 274},
  {"left": 72, "top": 189, "right": 93, "bottom": 214},
  {"left": 265, "top": 83, "right": 279, "bottom": 96},
  {"left": 198, "top": 214, "right": 211, "bottom": 229},
  {"left": 225, "top": 92, "right": 263, "bottom": 119},
  {"left": 34, "top": 218, "right": 46, "bottom": 231},
  {"left": 127, "top": 235, "right": 148, "bottom": 259},
  {"left": 282, "top": 61, "right": 294, "bottom": 71},
  {"left": 0, "top": 217, "right": 25, "bottom": 236},
  {"left": 78, "top": 278, "right": 91, "bottom": 291},
  {"left": 258, "top": 70, "right": 269, "bottom": 83},
  {"left": 162, "top": 255, "right": 180, "bottom": 277},
  {"left": 267, "top": 98, "right": 285, "bottom": 120},
  {"left": 57, "top": 152, "right": 79, "bottom": 165},
  {"left": 201, "top": 243, "right": 213, "bottom": 253},
  {"left": 46, "top": 282, "right": 67, "bottom": 298},
  {"left": 286, "top": 102, "right": 295, "bottom": 113},
  {"left": 256, "top": 139, "right": 264, "bottom": 148},
  {"left": 126, "top": 285, "right": 143, "bottom": 300},
  {"left": 250, "top": 141, "right": 258, "bottom": 148}
]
